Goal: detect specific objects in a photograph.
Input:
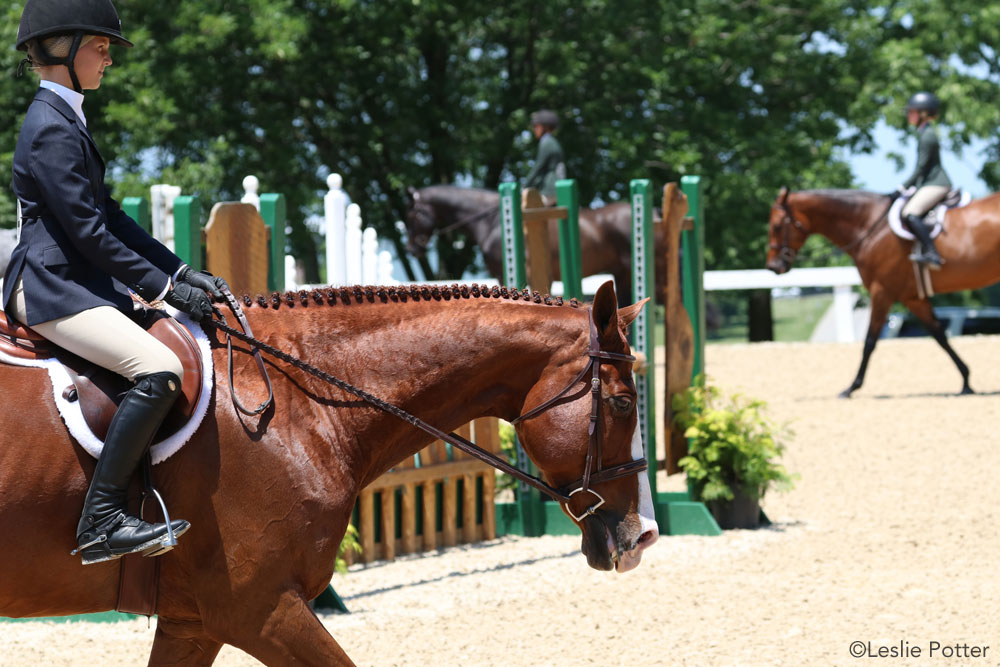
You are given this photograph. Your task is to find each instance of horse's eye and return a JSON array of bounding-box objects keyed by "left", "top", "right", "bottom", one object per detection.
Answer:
[{"left": 606, "top": 395, "right": 634, "bottom": 414}]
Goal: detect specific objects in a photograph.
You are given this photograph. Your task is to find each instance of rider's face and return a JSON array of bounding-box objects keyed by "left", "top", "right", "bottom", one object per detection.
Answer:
[
  {"left": 906, "top": 108, "right": 921, "bottom": 126},
  {"left": 74, "top": 37, "right": 112, "bottom": 90}
]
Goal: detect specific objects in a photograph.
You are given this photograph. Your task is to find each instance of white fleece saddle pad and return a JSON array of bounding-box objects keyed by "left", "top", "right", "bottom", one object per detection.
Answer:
[
  {"left": 888, "top": 190, "right": 972, "bottom": 241},
  {"left": 0, "top": 306, "right": 213, "bottom": 464}
]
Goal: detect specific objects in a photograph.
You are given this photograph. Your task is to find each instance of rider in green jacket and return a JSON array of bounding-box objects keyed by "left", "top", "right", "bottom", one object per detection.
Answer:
[
  {"left": 899, "top": 91, "right": 951, "bottom": 270},
  {"left": 524, "top": 110, "right": 566, "bottom": 206}
]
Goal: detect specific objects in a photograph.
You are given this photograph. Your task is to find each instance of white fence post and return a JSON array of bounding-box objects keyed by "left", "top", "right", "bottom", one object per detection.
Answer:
[
  {"left": 345, "top": 203, "right": 363, "bottom": 285},
  {"left": 241, "top": 175, "right": 261, "bottom": 210},
  {"left": 362, "top": 227, "right": 379, "bottom": 284},
  {"left": 378, "top": 250, "right": 397, "bottom": 284},
  {"left": 325, "top": 174, "right": 348, "bottom": 286},
  {"left": 150, "top": 184, "right": 182, "bottom": 251}
]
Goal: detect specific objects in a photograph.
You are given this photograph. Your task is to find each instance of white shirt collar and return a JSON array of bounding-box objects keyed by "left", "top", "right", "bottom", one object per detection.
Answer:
[{"left": 39, "top": 80, "right": 87, "bottom": 127}]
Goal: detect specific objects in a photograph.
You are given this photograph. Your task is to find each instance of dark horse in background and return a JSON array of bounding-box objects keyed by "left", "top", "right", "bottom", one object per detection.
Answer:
[
  {"left": 767, "top": 187, "right": 1000, "bottom": 398},
  {"left": 404, "top": 185, "right": 667, "bottom": 306},
  {"left": 0, "top": 281, "right": 657, "bottom": 665}
]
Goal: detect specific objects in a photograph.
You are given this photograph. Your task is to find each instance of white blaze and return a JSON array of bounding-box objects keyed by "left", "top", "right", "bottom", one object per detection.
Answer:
[{"left": 631, "top": 425, "right": 659, "bottom": 538}]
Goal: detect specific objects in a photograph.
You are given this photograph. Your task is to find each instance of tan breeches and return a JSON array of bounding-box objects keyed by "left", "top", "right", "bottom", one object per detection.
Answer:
[
  {"left": 10, "top": 278, "right": 183, "bottom": 383},
  {"left": 902, "top": 185, "right": 950, "bottom": 218}
]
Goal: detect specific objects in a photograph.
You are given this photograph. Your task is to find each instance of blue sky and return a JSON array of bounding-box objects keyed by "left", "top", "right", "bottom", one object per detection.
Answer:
[{"left": 849, "top": 120, "right": 990, "bottom": 197}]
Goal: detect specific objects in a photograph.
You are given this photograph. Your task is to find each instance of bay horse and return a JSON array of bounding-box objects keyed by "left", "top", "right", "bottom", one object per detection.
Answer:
[
  {"left": 0, "top": 280, "right": 658, "bottom": 665},
  {"left": 766, "top": 187, "right": 1000, "bottom": 397},
  {"left": 404, "top": 185, "right": 668, "bottom": 306}
]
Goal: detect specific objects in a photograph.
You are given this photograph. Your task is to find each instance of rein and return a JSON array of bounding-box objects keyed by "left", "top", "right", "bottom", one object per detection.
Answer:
[
  {"left": 205, "top": 299, "right": 647, "bottom": 518},
  {"left": 772, "top": 193, "right": 895, "bottom": 264}
]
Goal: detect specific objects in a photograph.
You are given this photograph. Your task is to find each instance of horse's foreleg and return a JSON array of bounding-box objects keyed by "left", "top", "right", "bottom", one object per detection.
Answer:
[
  {"left": 904, "top": 299, "right": 973, "bottom": 395},
  {"left": 148, "top": 617, "right": 223, "bottom": 666},
  {"left": 228, "top": 591, "right": 356, "bottom": 666},
  {"left": 840, "top": 292, "right": 893, "bottom": 399}
]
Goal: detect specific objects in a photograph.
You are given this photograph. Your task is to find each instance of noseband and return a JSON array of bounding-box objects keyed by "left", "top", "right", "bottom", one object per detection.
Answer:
[{"left": 208, "top": 300, "right": 648, "bottom": 524}]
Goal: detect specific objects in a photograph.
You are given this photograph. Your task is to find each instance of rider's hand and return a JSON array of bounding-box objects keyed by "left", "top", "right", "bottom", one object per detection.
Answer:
[
  {"left": 163, "top": 281, "right": 214, "bottom": 322},
  {"left": 176, "top": 264, "right": 230, "bottom": 300}
]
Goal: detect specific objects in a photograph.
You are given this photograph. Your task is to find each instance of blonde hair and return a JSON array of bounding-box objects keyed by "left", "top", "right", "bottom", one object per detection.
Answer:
[{"left": 26, "top": 34, "right": 96, "bottom": 68}]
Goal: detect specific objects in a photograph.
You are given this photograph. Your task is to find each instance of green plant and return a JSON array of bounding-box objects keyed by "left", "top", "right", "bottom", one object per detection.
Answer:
[
  {"left": 672, "top": 376, "right": 796, "bottom": 504},
  {"left": 335, "top": 523, "right": 361, "bottom": 574},
  {"left": 496, "top": 420, "right": 518, "bottom": 494}
]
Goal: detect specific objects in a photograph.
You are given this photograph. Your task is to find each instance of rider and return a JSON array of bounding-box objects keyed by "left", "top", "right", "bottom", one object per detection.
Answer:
[
  {"left": 6, "top": 0, "right": 229, "bottom": 565},
  {"left": 524, "top": 109, "right": 567, "bottom": 206},
  {"left": 898, "top": 91, "right": 951, "bottom": 270}
]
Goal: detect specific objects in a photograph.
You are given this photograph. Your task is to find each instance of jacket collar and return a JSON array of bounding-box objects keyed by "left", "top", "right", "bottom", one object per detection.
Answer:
[
  {"left": 38, "top": 81, "right": 86, "bottom": 126},
  {"left": 33, "top": 88, "right": 103, "bottom": 166}
]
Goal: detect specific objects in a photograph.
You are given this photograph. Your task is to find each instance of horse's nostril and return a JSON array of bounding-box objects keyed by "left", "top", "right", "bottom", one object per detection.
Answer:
[{"left": 637, "top": 529, "right": 658, "bottom": 549}]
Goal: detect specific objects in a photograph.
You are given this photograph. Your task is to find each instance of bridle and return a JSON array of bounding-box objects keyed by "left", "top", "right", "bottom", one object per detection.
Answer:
[
  {"left": 206, "top": 295, "right": 648, "bottom": 524},
  {"left": 769, "top": 190, "right": 809, "bottom": 266},
  {"left": 770, "top": 188, "right": 895, "bottom": 265},
  {"left": 509, "top": 311, "right": 647, "bottom": 522}
]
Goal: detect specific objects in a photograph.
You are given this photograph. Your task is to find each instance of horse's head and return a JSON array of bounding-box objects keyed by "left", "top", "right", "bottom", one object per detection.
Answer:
[
  {"left": 404, "top": 186, "right": 435, "bottom": 257},
  {"left": 514, "top": 282, "right": 659, "bottom": 572},
  {"left": 766, "top": 187, "right": 811, "bottom": 274}
]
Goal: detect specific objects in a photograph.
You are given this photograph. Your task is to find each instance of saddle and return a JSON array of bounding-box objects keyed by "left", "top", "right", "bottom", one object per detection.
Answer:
[
  {"left": 0, "top": 305, "right": 203, "bottom": 442},
  {"left": 888, "top": 188, "right": 972, "bottom": 241}
]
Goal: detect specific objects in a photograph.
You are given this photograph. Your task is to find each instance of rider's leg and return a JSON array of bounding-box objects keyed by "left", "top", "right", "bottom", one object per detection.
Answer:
[
  {"left": 11, "top": 280, "right": 190, "bottom": 563},
  {"left": 901, "top": 185, "right": 949, "bottom": 269},
  {"left": 72, "top": 369, "right": 188, "bottom": 564}
]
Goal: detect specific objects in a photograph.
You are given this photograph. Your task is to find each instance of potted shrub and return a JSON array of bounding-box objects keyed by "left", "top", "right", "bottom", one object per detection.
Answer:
[{"left": 671, "top": 376, "right": 796, "bottom": 529}]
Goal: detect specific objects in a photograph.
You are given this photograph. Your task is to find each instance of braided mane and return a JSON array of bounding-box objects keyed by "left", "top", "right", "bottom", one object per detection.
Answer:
[{"left": 234, "top": 283, "right": 583, "bottom": 310}]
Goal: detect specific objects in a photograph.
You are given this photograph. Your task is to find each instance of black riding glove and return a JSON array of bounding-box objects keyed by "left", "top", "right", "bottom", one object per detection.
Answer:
[
  {"left": 176, "top": 264, "right": 230, "bottom": 300},
  {"left": 164, "top": 281, "right": 214, "bottom": 322}
]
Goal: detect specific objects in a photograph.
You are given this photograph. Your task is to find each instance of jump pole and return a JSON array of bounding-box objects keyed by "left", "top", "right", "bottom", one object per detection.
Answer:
[
  {"left": 496, "top": 179, "right": 584, "bottom": 536},
  {"left": 680, "top": 175, "right": 706, "bottom": 380},
  {"left": 630, "top": 179, "right": 719, "bottom": 536}
]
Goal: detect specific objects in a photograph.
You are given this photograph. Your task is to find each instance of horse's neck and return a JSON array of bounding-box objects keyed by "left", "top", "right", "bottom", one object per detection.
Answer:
[
  {"left": 798, "top": 192, "right": 883, "bottom": 252},
  {"left": 251, "top": 297, "right": 585, "bottom": 489}
]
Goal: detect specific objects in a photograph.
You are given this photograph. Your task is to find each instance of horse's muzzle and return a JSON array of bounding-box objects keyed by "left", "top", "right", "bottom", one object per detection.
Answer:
[{"left": 767, "top": 257, "right": 790, "bottom": 275}]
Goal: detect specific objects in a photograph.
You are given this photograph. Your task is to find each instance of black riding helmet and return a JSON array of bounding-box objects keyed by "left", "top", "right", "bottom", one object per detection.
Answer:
[
  {"left": 16, "top": 0, "right": 132, "bottom": 93},
  {"left": 530, "top": 109, "right": 560, "bottom": 130},
  {"left": 906, "top": 91, "right": 941, "bottom": 116}
]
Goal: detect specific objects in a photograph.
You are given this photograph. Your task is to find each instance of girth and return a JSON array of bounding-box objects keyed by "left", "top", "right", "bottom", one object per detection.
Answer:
[{"left": 0, "top": 306, "right": 204, "bottom": 442}]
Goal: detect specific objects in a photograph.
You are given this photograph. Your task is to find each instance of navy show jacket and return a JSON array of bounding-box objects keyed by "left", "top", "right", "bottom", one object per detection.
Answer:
[{"left": 2, "top": 88, "right": 181, "bottom": 326}]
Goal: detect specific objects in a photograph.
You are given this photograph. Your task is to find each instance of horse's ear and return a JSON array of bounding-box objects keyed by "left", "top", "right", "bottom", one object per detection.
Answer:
[
  {"left": 592, "top": 281, "right": 621, "bottom": 341},
  {"left": 779, "top": 186, "right": 789, "bottom": 204},
  {"left": 617, "top": 298, "right": 649, "bottom": 332},
  {"left": 407, "top": 186, "right": 419, "bottom": 202}
]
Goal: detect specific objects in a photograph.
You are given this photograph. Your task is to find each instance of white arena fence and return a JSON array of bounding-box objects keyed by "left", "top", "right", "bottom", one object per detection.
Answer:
[{"left": 704, "top": 267, "right": 863, "bottom": 342}]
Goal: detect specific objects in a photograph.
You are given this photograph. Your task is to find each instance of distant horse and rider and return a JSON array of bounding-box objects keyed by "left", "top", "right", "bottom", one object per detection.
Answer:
[
  {"left": 404, "top": 185, "right": 669, "bottom": 307},
  {"left": 766, "top": 186, "right": 1000, "bottom": 398}
]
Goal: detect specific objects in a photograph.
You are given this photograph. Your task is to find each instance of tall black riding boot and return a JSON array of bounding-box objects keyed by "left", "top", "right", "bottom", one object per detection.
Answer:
[
  {"left": 904, "top": 214, "right": 943, "bottom": 270},
  {"left": 73, "top": 371, "right": 191, "bottom": 565}
]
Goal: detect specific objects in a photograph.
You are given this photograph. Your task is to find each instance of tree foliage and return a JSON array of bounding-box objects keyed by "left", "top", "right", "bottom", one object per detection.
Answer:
[{"left": 2, "top": 0, "right": 999, "bottom": 277}]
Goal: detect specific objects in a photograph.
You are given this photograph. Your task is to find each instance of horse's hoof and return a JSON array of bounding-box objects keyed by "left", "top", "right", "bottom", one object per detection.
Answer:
[
  {"left": 837, "top": 389, "right": 854, "bottom": 399},
  {"left": 960, "top": 387, "right": 975, "bottom": 395}
]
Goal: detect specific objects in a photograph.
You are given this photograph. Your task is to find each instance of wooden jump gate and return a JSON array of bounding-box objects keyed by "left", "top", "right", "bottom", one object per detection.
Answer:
[{"left": 344, "top": 417, "right": 502, "bottom": 565}]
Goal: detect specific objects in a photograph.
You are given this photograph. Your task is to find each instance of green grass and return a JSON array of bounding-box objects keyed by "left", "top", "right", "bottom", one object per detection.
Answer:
[
  {"left": 774, "top": 294, "right": 833, "bottom": 341},
  {"left": 704, "top": 293, "right": 834, "bottom": 343}
]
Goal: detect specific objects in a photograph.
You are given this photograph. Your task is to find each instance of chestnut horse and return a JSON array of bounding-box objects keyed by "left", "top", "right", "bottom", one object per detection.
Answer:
[
  {"left": 0, "top": 281, "right": 657, "bottom": 665},
  {"left": 404, "top": 185, "right": 668, "bottom": 306},
  {"left": 766, "top": 187, "right": 1000, "bottom": 397}
]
